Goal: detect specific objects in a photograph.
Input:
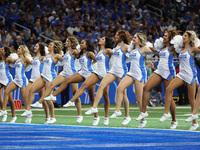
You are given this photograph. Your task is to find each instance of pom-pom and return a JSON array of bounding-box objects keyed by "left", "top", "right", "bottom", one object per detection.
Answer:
[
  {"left": 25, "top": 54, "right": 33, "bottom": 72},
  {"left": 146, "top": 54, "right": 154, "bottom": 59},
  {"left": 75, "top": 59, "right": 81, "bottom": 71},
  {"left": 9, "top": 53, "right": 19, "bottom": 68},
  {"left": 154, "top": 37, "right": 165, "bottom": 52},
  {"left": 126, "top": 52, "right": 130, "bottom": 58},
  {"left": 145, "top": 42, "right": 154, "bottom": 59},
  {"left": 76, "top": 44, "right": 80, "bottom": 51},
  {"left": 60, "top": 50, "right": 64, "bottom": 56},
  {"left": 26, "top": 54, "right": 33, "bottom": 61},
  {"left": 9, "top": 53, "right": 18, "bottom": 59},
  {"left": 196, "top": 53, "right": 200, "bottom": 58},
  {"left": 45, "top": 46, "right": 49, "bottom": 54},
  {"left": 126, "top": 57, "right": 131, "bottom": 63},
  {"left": 9, "top": 63, "right": 15, "bottom": 68},
  {"left": 195, "top": 38, "right": 200, "bottom": 58},
  {"left": 145, "top": 41, "right": 153, "bottom": 48},
  {"left": 194, "top": 38, "right": 200, "bottom": 47},
  {"left": 56, "top": 60, "right": 64, "bottom": 66},
  {"left": 55, "top": 51, "right": 64, "bottom": 66},
  {"left": 170, "top": 35, "right": 183, "bottom": 53},
  {"left": 109, "top": 55, "right": 114, "bottom": 69},
  {"left": 92, "top": 62, "right": 97, "bottom": 71},
  {"left": 126, "top": 41, "right": 134, "bottom": 58},
  {"left": 128, "top": 41, "right": 134, "bottom": 52}
]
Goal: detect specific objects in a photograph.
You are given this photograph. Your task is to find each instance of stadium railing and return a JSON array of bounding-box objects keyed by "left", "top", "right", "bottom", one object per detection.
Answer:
[
  {"left": 39, "top": 33, "right": 53, "bottom": 43},
  {"left": 146, "top": 4, "right": 163, "bottom": 17},
  {"left": 14, "top": 23, "right": 31, "bottom": 41}
]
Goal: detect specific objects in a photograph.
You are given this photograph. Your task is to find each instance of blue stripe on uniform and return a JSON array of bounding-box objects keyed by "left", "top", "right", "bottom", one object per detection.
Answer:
[
  {"left": 39, "top": 56, "right": 44, "bottom": 74},
  {"left": 105, "top": 56, "right": 110, "bottom": 73},
  {"left": 87, "top": 57, "right": 93, "bottom": 73},
  {"left": 139, "top": 54, "right": 146, "bottom": 83},
  {"left": 121, "top": 52, "right": 127, "bottom": 78},
  {"left": 21, "top": 64, "right": 27, "bottom": 88},
  {"left": 5, "top": 64, "right": 12, "bottom": 86},
  {"left": 71, "top": 56, "right": 76, "bottom": 74},
  {"left": 189, "top": 53, "right": 197, "bottom": 85},
  {"left": 166, "top": 48, "right": 175, "bottom": 80},
  {"left": 50, "top": 55, "right": 56, "bottom": 81},
  {"left": 86, "top": 52, "right": 93, "bottom": 73}
]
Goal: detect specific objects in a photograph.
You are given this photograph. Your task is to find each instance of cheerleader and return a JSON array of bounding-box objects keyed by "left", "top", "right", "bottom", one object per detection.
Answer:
[
  {"left": 85, "top": 30, "right": 132, "bottom": 126},
  {"left": 63, "top": 37, "right": 113, "bottom": 125},
  {"left": 0, "top": 47, "right": 16, "bottom": 122},
  {"left": 27, "top": 40, "right": 63, "bottom": 124},
  {"left": 136, "top": 29, "right": 181, "bottom": 129},
  {"left": 31, "top": 37, "right": 83, "bottom": 123},
  {"left": 160, "top": 31, "right": 200, "bottom": 131},
  {"left": 110, "top": 32, "right": 155, "bottom": 127},
  {"left": 44, "top": 39, "right": 97, "bottom": 125},
  {"left": 20, "top": 43, "right": 45, "bottom": 123},
  {"left": 0, "top": 45, "right": 32, "bottom": 123}
]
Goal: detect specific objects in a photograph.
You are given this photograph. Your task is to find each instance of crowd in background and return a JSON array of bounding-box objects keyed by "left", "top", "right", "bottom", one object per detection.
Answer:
[{"left": 0, "top": 0, "right": 200, "bottom": 56}]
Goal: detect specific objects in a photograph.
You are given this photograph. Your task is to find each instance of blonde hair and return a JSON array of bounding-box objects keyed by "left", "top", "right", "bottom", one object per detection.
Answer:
[
  {"left": 53, "top": 40, "right": 63, "bottom": 54},
  {"left": 19, "top": 45, "right": 30, "bottom": 57},
  {"left": 146, "top": 60, "right": 152, "bottom": 65},
  {"left": 136, "top": 32, "right": 147, "bottom": 47},
  {"left": 185, "top": 30, "right": 197, "bottom": 47},
  {"left": 68, "top": 36, "right": 79, "bottom": 49}
]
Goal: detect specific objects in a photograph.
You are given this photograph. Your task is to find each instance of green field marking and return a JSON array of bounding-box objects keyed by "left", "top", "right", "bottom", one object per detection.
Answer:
[{"left": 2, "top": 104, "right": 200, "bottom": 131}]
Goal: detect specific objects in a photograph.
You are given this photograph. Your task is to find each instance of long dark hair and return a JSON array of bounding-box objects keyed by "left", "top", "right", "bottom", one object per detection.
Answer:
[
  {"left": 4, "top": 46, "right": 12, "bottom": 58},
  {"left": 38, "top": 42, "right": 45, "bottom": 56},
  {"left": 165, "top": 29, "right": 181, "bottom": 43},
  {"left": 105, "top": 37, "right": 114, "bottom": 49},
  {"left": 77, "top": 39, "right": 94, "bottom": 59},
  {"left": 117, "top": 30, "right": 132, "bottom": 45}
]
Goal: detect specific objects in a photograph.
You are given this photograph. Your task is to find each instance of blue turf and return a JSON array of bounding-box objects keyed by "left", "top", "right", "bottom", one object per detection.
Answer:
[{"left": 0, "top": 123, "right": 200, "bottom": 150}]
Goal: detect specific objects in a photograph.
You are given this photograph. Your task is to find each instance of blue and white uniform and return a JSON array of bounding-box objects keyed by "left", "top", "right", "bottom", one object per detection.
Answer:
[
  {"left": 78, "top": 52, "right": 93, "bottom": 79},
  {"left": 109, "top": 43, "right": 127, "bottom": 78},
  {"left": 154, "top": 47, "right": 175, "bottom": 80},
  {"left": 127, "top": 47, "right": 146, "bottom": 83},
  {"left": 13, "top": 58, "right": 28, "bottom": 88},
  {"left": 94, "top": 48, "right": 110, "bottom": 79},
  {"left": 177, "top": 47, "right": 197, "bottom": 85},
  {"left": 0, "top": 60, "right": 13, "bottom": 86},
  {"left": 60, "top": 49, "right": 77, "bottom": 78},
  {"left": 41, "top": 54, "right": 56, "bottom": 82},
  {"left": 29, "top": 56, "right": 43, "bottom": 82}
]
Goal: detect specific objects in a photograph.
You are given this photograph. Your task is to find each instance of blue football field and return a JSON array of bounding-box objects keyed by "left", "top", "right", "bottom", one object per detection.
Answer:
[{"left": 0, "top": 123, "right": 200, "bottom": 150}]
